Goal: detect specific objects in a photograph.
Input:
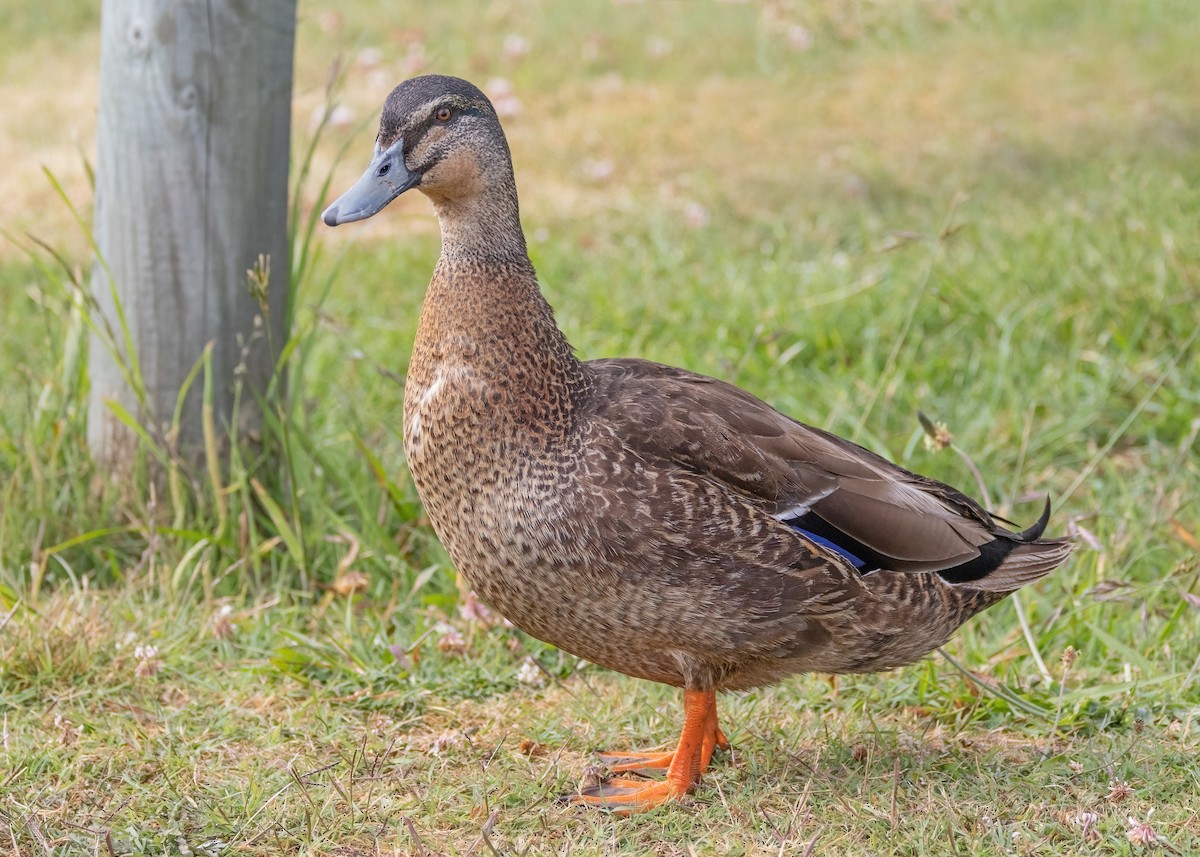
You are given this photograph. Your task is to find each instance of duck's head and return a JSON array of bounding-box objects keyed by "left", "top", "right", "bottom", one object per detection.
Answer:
[{"left": 322, "top": 75, "right": 510, "bottom": 227}]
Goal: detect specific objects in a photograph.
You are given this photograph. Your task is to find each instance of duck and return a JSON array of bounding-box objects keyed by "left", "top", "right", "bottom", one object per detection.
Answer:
[{"left": 322, "top": 74, "right": 1074, "bottom": 813}]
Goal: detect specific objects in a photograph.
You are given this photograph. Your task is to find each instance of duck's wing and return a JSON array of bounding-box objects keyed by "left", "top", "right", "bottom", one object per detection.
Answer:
[{"left": 585, "top": 358, "right": 1072, "bottom": 591}]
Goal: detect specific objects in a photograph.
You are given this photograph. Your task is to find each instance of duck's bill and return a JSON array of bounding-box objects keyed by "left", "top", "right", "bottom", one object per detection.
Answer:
[{"left": 322, "top": 139, "right": 419, "bottom": 227}]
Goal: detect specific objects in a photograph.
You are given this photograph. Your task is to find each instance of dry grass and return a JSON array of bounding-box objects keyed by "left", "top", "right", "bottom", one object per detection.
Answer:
[
  {"left": 15, "top": 3, "right": 1197, "bottom": 259},
  {"left": 5, "top": 586, "right": 1198, "bottom": 855},
  {"left": 0, "top": 36, "right": 101, "bottom": 260}
]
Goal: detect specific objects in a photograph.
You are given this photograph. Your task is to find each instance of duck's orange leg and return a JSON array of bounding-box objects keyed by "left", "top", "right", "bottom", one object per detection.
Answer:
[
  {"left": 597, "top": 690, "right": 729, "bottom": 775},
  {"left": 571, "top": 688, "right": 730, "bottom": 813}
]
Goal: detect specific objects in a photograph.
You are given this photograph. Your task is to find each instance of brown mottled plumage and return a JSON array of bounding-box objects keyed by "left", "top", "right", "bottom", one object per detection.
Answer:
[{"left": 324, "top": 75, "right": 1074, "bottom": 812}]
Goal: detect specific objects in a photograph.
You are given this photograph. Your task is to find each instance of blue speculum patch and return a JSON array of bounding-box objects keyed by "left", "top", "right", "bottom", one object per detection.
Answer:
[{"left": 790, "top": 524, "right": 868, "bottom": 570}]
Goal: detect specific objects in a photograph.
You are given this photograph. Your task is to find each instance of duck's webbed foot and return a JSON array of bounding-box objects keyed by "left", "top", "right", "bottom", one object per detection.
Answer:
[{"left": 567, "top": 688, "right": 729, "bottom": 814}]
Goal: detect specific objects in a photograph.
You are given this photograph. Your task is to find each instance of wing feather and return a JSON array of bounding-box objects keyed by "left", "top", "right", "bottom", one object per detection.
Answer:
[{"left": 585, "top": 358, "right": 1069, "bottom": 579}]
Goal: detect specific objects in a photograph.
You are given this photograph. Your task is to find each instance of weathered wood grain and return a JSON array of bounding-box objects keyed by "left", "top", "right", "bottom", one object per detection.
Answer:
[{"left": 89, "top": 0, "right": 296, "bottom": 467}]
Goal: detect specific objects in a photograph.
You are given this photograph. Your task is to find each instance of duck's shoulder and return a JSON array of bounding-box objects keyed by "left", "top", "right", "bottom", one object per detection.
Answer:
[
  {"left": 580, "top": 357, "right": 791, "bottom": 441},
  {"left": 575, "top": 357, "right": 863, "bottom": 506}
]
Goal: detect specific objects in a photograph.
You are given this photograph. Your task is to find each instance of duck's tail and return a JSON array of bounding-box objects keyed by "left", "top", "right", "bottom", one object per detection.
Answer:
[{"left": 950, "top": 498, "right": 1075, "bottom": 594}]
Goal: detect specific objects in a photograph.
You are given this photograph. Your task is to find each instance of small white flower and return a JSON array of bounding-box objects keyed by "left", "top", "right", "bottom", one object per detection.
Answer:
[
  {"left": 1071, "top": 810, "right": 1101, "bottom": 842},
  {"left": 503, "top": 34, "right": 531, "bottom": 61},
  {"left": 683, "top": 202, "right": 710, "bottom": 229},
  {"left": 209, "top": 605, "right": 236, "bottom": 640},
  {"left": 516, "top": 658, "right": 544, "bottom": 687},
  {"left": 1126, "top": 810, "right": 1159, "bottom": 846},
  {"left": 584, "top": 159, "right": 615, "bottom": 182},
  {"left": 645, "top": 36, "right": 672, "bottom": 59},
  {"left": 493, "top": 96, "right": 523, "bottom": 118},
  {"left": 458, "top": 591, "right": 496, "bottom": 625},
  {"left": 1108, "top": 779, "right": 1134, "bottom": 803},
  {"left": 787, "top": 25, "right": 813, "bottom": 51},
  {"left": 366, "top": 69, "right": 390, "bottom": 94},
  {"left": 133, "top": 644, "right": 162, "bottom": 677},
  {"left": 485, "top": 77, "right": 514, "bottom": 98},
  {"left": 594, "top": 73, "right": 623, "bottom": 95},
  {"left": 317, "top": 10, "right": 341, "bottom": 34},
  {"left": 54, "top": 714, "right": 82, "bottom": 746},
  {"left": 401, "top": 42, "right": 427, "bottom": 76},
  {"left": 356, "top": 47, "right": 383, "bottom": 68},
  {"left": 429, "top": 730, "right": 463, "bottom": 756},
  {"left": 435, "top": 624, "right": 466, "bottom": 655}
]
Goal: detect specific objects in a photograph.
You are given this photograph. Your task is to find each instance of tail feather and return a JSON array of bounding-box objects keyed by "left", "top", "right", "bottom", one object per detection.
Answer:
[
  {"left": 962, "top": 499, "right": 1073, "bottom": 593},
  {"left": 1016, "top": 496, "right": 1053, "bottom": 541},
  {"left": 938, "top": 497, "right": 1073, "bottom": 592},
  {"left": 964, "top": 535, "right": 1074, "bottom": 593}
]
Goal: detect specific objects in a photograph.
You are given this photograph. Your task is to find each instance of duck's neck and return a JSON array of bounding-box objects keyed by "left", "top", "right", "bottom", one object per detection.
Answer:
[
  {"left": 409, "top": 188, "right": 584, "bottom": 432},
  {"left": 423, "top": 151, "right": 528, "bottom": 264},
  {"left": 428, "top": 193, "right": 529, "bottom": 263}
]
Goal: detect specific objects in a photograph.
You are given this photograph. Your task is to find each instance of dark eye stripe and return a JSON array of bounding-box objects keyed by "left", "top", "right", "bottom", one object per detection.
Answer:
[{"left": 405, "top": 105, "right": 485, "bottom": 154}]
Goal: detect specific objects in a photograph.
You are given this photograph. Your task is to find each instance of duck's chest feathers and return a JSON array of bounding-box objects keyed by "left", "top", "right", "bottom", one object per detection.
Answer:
[
  {"left": 403, "top": 358, "right": 485, "bottom": 454},
  {"left": 403, "top": 346, "right": 581, "bottom": 544},
  {"left": 400, "top": 257, "right": 589, "bottom": 571}
]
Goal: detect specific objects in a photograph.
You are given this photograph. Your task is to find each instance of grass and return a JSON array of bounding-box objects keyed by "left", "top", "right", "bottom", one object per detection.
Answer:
[{"left": 2, "top": 0, "right": 1200, "bottom": 853}]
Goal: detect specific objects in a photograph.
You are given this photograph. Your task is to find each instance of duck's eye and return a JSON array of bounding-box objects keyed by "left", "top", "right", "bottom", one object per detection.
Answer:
[{"left": 436, "top": 107, "right": 452, "bottom": 122}]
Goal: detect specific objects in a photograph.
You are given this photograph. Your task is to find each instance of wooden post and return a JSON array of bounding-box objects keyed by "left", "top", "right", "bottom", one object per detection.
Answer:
[{"left": 89, "top": 0, "right": 296, "bottom": 469}]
